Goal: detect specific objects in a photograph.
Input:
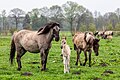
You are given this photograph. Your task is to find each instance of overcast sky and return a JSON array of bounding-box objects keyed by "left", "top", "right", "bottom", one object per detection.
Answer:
[{"left": 0, "top": 0, "right": 120, "bottom": 15}]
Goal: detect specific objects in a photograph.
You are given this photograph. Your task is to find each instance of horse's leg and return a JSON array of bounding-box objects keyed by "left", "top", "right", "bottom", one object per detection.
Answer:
[
  {"left": 79, "top": 50, "right": 82, "bottom": 66},
  {"left": 75, "top": 49, "right": 82, "bottom": 65},
  {"left": 83, "top": 51, "right": 87, "bottom": 66},
  {"left": 44, "top": 49, "right": 49, "bottom": 70},
  {"left": 88, "top": 49, "right": 92, "bottom": 67},
  {"left": 40, "top": 51, "right": 45, "bottom": 71},
  {"left": 16, "top": 47, "right": 26, "bottom": 71},
  {"left": 40, "top": 49, "right": 49, "bottom": 71},
  {"left": 75, "top": 49, "right": 80, "bottom": 65}
]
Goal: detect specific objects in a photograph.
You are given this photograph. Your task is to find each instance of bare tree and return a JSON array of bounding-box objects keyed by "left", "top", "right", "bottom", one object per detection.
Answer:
[{"left": 9, "top": 8, "right": 25, "bottom": 29}]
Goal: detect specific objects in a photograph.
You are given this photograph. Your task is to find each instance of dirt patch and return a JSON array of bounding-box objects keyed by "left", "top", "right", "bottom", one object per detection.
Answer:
[
  {"left": 72, "top": 71, "right": 81, "bottom": 75},
  {"left": 109, "top": 59, "right": 117, "bottom": 62},
  {"left": 101, "top": 70, "right": 114, "bottom": 76},
  {"left": 103, "top": 70, "right": 114, "bottom": 74},
  {"left": 21, "top": 72, "right": 33, "bottom": 76},
  {"left": 93, "top": 77, "right": 102, "bottom": 80},
  {"left": 99, "top": 62, "right": 108, "bottom": 67}
]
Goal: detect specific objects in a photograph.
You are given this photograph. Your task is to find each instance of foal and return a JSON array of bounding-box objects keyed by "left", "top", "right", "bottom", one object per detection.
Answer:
[{"left": 61, "top": 37, "right": 71, "bottom": 73}]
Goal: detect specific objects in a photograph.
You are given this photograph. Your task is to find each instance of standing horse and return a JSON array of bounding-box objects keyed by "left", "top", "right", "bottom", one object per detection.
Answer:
[
  {"left": 61, "top": 36, "right": 71, "bottom": 73},
  {"left": 73, "top": 32, "right": 100, "bottom": 67},
  {"left": 10, "top": 22, "right": 60, "bottom": 71}
]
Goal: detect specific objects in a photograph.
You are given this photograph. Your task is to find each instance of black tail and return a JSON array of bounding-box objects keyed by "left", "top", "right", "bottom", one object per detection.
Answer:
[
  {"left": 10, "top": 38, "right": 16, "bottom": 64},
  {"left": 74, "top": 44, "right": 77, "bottom": 50}
]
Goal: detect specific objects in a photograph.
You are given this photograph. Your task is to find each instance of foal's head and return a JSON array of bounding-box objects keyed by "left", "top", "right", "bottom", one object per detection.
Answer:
[
  {"left": 93, "top": 38, "right": 100, "bottom": 56},
  {"left": 61, "top": 37, "right": 67, "bottom": 49}
]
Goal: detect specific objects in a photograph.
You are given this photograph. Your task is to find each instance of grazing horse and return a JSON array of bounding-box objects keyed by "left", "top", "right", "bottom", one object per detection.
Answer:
[
  {"left": 94, "top": 31, "right": 105, "bottom": 38},
  {"left": 10, "top": 22, "right": 60, "bottom": 71},
  {"left": 61, "top": 36, "right": 71, "bottom": 73},
  {"left": 102, "top": 31, "right": 113, "bottom": 40},
  {"left": 104, "top": 31, "right": 113, "bottom": 36},
  {"left": 73, "top": 32, "right": 100, "bottom": 67}
]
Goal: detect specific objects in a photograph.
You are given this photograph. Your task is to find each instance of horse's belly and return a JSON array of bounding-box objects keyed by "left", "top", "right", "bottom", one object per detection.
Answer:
[{"left": 22, "top": 40, "right": 40, "bottom": 53}]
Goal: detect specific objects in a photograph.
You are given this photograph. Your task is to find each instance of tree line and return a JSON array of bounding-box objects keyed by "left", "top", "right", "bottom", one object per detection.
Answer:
[{"left": 0, "top": 1, "right": 120, "bottom": 35}]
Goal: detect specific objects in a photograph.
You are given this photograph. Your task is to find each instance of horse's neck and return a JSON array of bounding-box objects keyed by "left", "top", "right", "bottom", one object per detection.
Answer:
[{"left": 46, "top": 29, "right": 53, "bottom": 43}]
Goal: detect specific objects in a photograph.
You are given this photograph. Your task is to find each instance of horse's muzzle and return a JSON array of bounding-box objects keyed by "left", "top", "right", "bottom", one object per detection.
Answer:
[{"left": 55, "top": 36, "right": 59, "bottom": 41}]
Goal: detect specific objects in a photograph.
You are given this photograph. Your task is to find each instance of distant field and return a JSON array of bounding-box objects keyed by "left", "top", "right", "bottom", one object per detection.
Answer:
[{"left": 0, "top": 32, "right": 120, "bottom": 80}]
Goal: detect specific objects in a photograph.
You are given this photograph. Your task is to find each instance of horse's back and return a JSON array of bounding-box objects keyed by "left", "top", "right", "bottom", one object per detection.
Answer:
[
  {"left": 73, "top": 33, "right": 86, "bottom": 49},
  {"left": 13, "top": 30, "right": 40, "bottom": 53}
]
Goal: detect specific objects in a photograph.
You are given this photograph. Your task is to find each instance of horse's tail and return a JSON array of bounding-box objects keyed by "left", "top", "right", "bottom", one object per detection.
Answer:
[
  {"left": 74, "top": 44, "right": 77, "bottom": 50},
  {"left": 10, "top": 36, "right": 16, "bottom": 65}
]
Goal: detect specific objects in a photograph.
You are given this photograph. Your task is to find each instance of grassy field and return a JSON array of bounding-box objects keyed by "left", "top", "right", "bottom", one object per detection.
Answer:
[{"left": 0, "top": 32, "right": 120, "bottom": 80}]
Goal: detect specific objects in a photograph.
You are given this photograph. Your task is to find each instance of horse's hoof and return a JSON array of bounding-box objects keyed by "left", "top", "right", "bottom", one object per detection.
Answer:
[
  {"left": 17, "top": 68, "right": 21, "bottom": 71},
  {"left": 41, "top": 68, "right": 48, "bottom": 71},
  {"left": 83, "top": 63, "right": 86, "bottom": 66},
  {"left": 75, "top": 63, "right": 78, "bottom": 65},
  {"left": 41, "top": 69, "right": 45, "bottom": 71},
  {"left": 80, "top": 63, "right": 82, "bottom": 66}
]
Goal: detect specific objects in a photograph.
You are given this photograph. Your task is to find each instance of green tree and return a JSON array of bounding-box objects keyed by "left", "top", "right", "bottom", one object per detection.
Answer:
[
  {"left": 75, "top": 5, "right": 86, "bottom": 31},
  {"left": 23, "top": 14, "right": 31, "bottom": 29},
  {"left": 30, "top": 8, "right": 41, "bottom": 30},
  {"left": 115, "top": 23, "right": 120, "bottom": 31},
  {"left": 80, "top": 24, "right": 86, "bottom": 32},
  {"left": 88, "top": 23, "right": 96, "bottom": 32},
  {"left": 49, "top": 5, "right": 64, "bottom": 25},
  {"left": 62, "top": 1, "right": 79, "bottom": 34}
]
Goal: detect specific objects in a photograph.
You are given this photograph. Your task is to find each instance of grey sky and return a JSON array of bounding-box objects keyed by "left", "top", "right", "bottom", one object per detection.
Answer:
[{"left": 0, "top": 0, "right": 120, "bottom": 15}]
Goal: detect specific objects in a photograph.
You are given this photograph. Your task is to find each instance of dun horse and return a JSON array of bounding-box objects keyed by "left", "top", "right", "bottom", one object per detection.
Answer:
[
  {"left": 73, "top": 32, "right": 100, "bottom": 67},
  {"left": 61, "top": 36, "right": 70, "bottom": 73},
  {"left": 10, "top": 22, "right": 60, "bottom": 71}
]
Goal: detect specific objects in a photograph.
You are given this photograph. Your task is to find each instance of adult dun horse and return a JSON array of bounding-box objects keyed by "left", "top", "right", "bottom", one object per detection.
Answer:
[
  {"left": 73, "top": 32, "right": 100, "bottom": 67},
  {"left": 10, "top": 22, "right": 60, "bottom": 71}
]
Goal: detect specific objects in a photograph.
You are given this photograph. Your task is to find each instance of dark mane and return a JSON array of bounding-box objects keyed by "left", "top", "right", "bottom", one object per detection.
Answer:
[{"left": 37, "top": 22, "right": 60, "bottom": 34}]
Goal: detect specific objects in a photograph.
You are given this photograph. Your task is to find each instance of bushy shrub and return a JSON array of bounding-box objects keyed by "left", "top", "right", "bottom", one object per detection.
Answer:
[{"left": 9, "top": 28, "right": 17, "bottom": 35}]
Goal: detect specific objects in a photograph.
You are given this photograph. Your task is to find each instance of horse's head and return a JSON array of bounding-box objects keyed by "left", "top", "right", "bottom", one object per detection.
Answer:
[
  {"left": 61, "top": 36, "right": 66, "bottom": 49},
  {"left": 93, "top": 38, "right": 100, "bottom": 56},
  {"left": 53, "top": 23, "right": 60, "bottom": 42},
  {"left": 37, "top": 22, "right": 60, "bottom": 41}
]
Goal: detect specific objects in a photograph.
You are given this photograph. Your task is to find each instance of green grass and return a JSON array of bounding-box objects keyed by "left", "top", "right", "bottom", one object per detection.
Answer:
[{"left": 0, "top": 32, "right": 120, "bottom": 80}]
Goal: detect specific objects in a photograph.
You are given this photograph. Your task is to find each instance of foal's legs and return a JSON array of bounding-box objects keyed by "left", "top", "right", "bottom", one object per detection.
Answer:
[
  {"left": 63, "top": 57, "right": 67, "bottom": 73},
  {"left": 16, "top": 47, "right": 26, "bottom": 71},
  {"left": 67, "top": 57, "right": 70, "bottom": 73}
]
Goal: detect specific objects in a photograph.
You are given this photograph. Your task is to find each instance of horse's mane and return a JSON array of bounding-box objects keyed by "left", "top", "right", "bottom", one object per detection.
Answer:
[
  {"left": 84, "top": 32, "right": 95, "bottom": 45},
  {"left": 37, "top": 22, "right": 60, "bottom": 35}
]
